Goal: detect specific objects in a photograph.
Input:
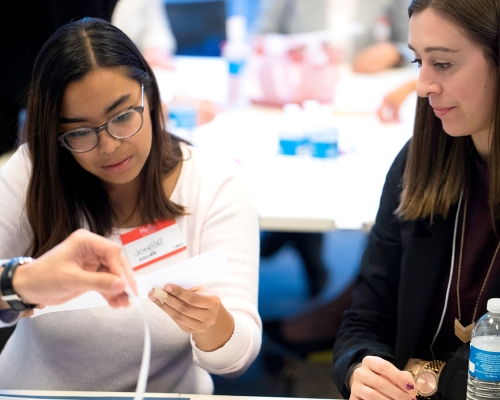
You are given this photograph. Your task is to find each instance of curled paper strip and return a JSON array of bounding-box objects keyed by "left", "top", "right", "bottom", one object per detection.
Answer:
[
  {"left": 123, "top": 278, "right": 150, "bottom": 400},
  {"left": 152, "top": 288, "right": 169, "bottom": 304}
]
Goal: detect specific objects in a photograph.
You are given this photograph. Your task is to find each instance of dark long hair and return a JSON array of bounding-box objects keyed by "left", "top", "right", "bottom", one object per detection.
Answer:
[
  {"left": 25, "top": 18, "right": 185, "bottom": 257},
  {"left": 397, "top": 0, "right": 500, "bottom": 231}
]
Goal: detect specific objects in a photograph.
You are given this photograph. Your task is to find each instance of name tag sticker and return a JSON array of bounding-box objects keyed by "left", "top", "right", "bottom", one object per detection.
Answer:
[{"left": 120, "top": 220, "right": 186, "bottom": 271}]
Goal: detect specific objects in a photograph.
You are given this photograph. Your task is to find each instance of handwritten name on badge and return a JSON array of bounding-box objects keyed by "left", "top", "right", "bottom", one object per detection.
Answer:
[{"left": 120, "top": 220, "right": 186, "bottom": 271}]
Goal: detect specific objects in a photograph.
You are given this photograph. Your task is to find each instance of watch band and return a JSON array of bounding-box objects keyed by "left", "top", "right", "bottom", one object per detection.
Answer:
[
  {"left": 406, "top": 359, "right": 446, "bottom": 399},
  {"left": 0, "top": 257, "right": 36, "bottom": 311},
  {"left": 424, "top": 360, "right": 446, "bottom": 375}
]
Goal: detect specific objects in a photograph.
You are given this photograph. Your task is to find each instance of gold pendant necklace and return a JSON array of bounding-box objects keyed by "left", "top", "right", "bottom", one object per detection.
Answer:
[{"left": 454, "top": 195, "right": 500, "bottom": 343}]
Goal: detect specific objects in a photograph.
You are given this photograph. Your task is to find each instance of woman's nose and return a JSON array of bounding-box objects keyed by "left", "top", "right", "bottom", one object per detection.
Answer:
[
  {"left": 97, "top": 130, "right": 121, "bottom": 153},
  {"left": 416, "top": 65, "right": 441, "bottom": 98}
]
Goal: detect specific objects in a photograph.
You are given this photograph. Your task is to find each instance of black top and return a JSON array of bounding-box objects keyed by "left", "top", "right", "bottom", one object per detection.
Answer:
[
  {"left": 333, "top": 142, "right": 500, "bottom": 398},
  {"left": 417, "top": 150, "right": 500, "bottom": 357}
]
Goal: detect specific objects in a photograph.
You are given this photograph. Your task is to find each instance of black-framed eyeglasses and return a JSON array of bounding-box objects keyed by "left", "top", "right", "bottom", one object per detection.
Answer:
[{"left": 58, "top": 85, "right": 145, "bottom": 153}]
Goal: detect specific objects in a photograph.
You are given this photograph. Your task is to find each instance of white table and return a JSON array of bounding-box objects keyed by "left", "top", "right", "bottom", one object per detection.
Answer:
[
  {"left": 157, "top": 58, "right": 417, "bottom": 232},
  {"left": 0, "top": 391, "right": 339, "bottom": 400}
]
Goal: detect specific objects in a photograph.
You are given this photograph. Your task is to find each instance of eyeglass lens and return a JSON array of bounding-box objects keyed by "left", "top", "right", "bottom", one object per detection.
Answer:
[{"left": 63, "top": 108, "right": 143, "bottom": 151}]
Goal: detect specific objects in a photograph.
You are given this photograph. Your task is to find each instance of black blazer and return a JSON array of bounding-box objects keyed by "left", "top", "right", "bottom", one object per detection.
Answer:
[{"left": 333, "top": 141, "right": 500, "bottom": 397}]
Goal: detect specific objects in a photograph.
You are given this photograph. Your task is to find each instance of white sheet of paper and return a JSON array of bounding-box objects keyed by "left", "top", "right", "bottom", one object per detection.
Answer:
[{"left": 33, "top": 247, "right": 230, "bottom": 317}]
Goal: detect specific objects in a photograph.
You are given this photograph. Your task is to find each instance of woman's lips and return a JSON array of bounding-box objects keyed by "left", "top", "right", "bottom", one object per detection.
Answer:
[
  {"left": 432, "top": 106, "right": 455, "bottom": 118},
  {"left": 101, "top": 156, "right": 131, "bottom": 172}
]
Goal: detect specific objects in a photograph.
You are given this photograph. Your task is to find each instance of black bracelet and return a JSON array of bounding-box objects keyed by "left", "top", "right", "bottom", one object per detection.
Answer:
[{"left": 0, "top": 257, "right": 36, "bottom": 311}]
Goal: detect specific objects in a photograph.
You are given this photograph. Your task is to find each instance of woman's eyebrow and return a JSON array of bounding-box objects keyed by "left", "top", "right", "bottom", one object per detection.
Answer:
[
  {"left": 59, "top": 93, "right": 132, "bottom": 124},
  {"left": 104, "top": 93, "right": 132, "bottom": 115},
  {"left": 408, "top": 43, "right": 459, "bottom": 53}
]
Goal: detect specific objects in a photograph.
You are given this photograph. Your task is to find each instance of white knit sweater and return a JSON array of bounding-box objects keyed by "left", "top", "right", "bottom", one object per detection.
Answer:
[{"left": 0, "top": 143, "right": 261, "bottom": 393}]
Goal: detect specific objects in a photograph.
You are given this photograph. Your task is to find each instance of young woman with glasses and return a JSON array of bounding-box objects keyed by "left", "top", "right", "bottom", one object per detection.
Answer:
[{"left": 0, "top": 18, "right": 261, "bottom": 392}]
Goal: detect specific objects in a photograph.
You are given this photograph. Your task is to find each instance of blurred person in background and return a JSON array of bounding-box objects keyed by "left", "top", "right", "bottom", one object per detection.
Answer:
[
  {"left": 255, "top": 0, "right": 414, "bottom": 360},
  {"left": 112, "top": 0, "right": 218, "bottom": 127},
  {"left": 112, "top": 0, "right": 176, "bottom": 70},
  {"left": 254, "top": 0, "right": 413, "bottom": 303},
  {"left": 255, "top": 0, "right": 412, "bottom": 72}
]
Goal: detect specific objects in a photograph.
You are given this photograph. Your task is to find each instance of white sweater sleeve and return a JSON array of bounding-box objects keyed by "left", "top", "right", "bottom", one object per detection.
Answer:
[
  {"left": 0, "top": 147, "right": 33, "bottom": 328},
  {"left": 189, "top": 156, "right": 262, "bottom": 377},
  {"left": 0, "top": 146, "right": 33, "bottom": 259}
]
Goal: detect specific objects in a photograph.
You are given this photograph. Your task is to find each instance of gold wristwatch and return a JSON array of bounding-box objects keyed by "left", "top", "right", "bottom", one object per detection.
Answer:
[{"left": 405, "top": 359, "right": 446, "bottom": 398}]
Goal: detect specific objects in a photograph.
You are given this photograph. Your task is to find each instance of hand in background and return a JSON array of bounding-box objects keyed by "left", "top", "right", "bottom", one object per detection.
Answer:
[
  {"left": 13, "top": 229, "right": 136, "bottom": 308},
  {"left": 163, "top": 99, "right": 218, "bottom": 128},
  {"left": 349, "top": 356, "right": 417, "bottom": 400},
  {"left": 195, "top": 99, "right": 218, "bottom": 126},
  {"left": 378, "top": 80, "right": 417, "bottom": 123},
  {"left": 352, "top": 42, "right": 403, "bottom": 74}
]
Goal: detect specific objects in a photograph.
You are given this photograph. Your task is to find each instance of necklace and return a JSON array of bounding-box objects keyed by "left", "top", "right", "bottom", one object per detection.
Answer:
[{"left": 454, "top": 195, "right": 500, "bottom": 343}]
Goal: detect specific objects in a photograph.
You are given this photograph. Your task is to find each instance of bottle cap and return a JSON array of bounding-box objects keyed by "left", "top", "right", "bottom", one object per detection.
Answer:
[
  {"left": 282, "top": 103, "right": 301, "bottom": 114},
  {"left": 263, "top": 34, "right": 288, "bottom": 56},
  {"left": 302, "top": 99, "right": 321, "bottom": 111},
  {"left": 487, "top": 298, "right": 500, "bottom": 313},
  {"left": 226, "top": 15, "right": 247, "bottom": 42}
]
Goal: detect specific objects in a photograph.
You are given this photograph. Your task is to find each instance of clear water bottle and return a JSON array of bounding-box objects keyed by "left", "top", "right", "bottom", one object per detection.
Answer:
[
  {"left": 222, "top": 15, "right": 250, "bottom": 109},
  {"left": 167, "top": 92, "right": 197, "bottom": 142},
  {"left": 278, "top": 103, "right": 306, "bottom": 156},
  {"left": 373, "top": 15, "right": 391, "bottom": 43},
  {"left": 301, "top": 99, "right": 321, "bottom": 155},
  {"left": 309, "top": 105, "right": 338, "bottom": 159},
  {"left": 467, "top": 298, "right": 500, "bottom": 399}
]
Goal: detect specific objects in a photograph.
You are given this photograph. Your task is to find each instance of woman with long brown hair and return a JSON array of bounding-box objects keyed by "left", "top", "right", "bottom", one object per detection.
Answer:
[
  {"left": 0, "top": 18, "right": 261, "bottom": 392},
  {"left": 334, "top": 0, "right": 500, "bottom": 399}
]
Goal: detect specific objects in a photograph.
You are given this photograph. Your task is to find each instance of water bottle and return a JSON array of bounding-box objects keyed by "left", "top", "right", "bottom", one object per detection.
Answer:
[
  {"left": 373, "top": 15, "right": 391, "bottom": 43},
  {"left": 278, "top": 103, "right": 306, "bottom": 156},
  {"left": 467, "top": 298, "right": 500, "bottom": 399},
  {"left": 167, "top": 92, "right": 197, "bottom": 142},
  {"left": 301, "top": 99, "right": 321, "bottom": 155},
  {"left": 222, "top": 15, "right": 250, "bottom": 109},
  {"left": 309, "top": 105, "right": 339, "bottom": 158}
]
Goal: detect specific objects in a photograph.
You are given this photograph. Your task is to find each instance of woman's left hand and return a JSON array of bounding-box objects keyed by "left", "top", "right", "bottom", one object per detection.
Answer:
[{"left": 148, "top": 284, "right": 235, "bottom": 351}]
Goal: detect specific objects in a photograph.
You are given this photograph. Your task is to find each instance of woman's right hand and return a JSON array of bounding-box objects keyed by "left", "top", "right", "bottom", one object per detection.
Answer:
[
  {"left": 377, "top": 80, "right": 417, "bottom": 123},
  {"left": 350, "top": 356, "right": 418, "bottom": 400}
]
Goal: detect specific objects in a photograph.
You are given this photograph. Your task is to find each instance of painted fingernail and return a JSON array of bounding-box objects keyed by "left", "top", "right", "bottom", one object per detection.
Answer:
[{"left": 406, "top": 382, "right": 415, "bottom": 391}]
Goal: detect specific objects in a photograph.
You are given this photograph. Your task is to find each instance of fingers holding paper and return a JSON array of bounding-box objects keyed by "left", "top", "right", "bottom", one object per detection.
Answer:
[
  {"left": 149, "top": 284, "right": 235, "bottom": 351},
  {"left": 148, "top": 285, "right": 222, "bottom": 332},
  {"left": 13, "top": 229, "right": 136, "bottom": 308}
]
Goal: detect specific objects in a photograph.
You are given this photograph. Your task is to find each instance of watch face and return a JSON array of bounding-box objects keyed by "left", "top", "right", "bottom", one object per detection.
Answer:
[{"left": 416, "top": 370, "right": 438, "bottom": 396}]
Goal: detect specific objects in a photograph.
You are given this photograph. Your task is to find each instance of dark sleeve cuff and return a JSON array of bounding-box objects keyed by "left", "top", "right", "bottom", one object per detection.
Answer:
[{"left": 345, "top": 362, "right": 362, "bottom": 392}]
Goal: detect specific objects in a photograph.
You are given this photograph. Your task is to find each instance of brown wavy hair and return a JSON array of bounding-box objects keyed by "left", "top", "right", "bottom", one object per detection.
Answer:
[
  {"left": 398, "top": 0, "right": 500, "bottom": 231},
  {"left": 24, "top": 18, "right": 185, "bottom": 257}
]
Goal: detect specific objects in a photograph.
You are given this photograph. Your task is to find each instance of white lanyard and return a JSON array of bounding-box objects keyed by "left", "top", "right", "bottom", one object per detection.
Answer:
[{"left": 429, "top": 190, "right": 463, "bottom": 359}]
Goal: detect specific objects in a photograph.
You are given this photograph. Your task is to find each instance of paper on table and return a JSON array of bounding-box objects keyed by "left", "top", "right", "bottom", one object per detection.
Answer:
[{"left": 33, "top": 247, "right": 230, "bottom": 317}]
